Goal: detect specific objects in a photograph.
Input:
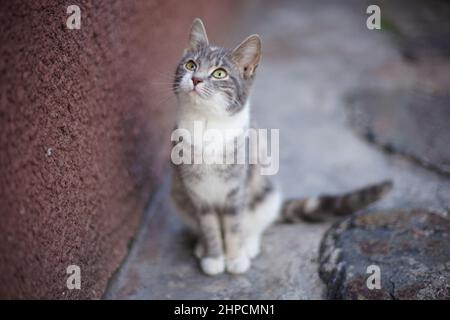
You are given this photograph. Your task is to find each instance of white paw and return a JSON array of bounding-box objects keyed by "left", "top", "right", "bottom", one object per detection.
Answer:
[
  {"left": 226, "top": 255, "right": 251, "bottom": 274},
  {"left": 200, "top": 256, "right": 225, "bottom": 276},
  {"left": 245, "top": 238, "right": 261, "bottom": 259},
  {"left": 194, "top": 242, "right": 204, "bottom": 259}
]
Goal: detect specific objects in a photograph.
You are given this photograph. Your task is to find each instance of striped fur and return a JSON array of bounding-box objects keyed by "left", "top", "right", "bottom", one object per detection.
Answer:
[{"left": 282, "top": 180, "right": 393, "bottom": 223}]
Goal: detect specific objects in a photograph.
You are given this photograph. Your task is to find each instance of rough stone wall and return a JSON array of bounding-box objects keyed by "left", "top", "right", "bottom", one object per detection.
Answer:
[{"left": 0, "top": 0, "right": 233, "bottom": 299}]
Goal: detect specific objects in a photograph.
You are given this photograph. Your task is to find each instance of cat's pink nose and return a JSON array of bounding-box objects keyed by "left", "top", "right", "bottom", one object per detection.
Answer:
[{"left": 192, "top": 77, "right": 203, "bottom": 86}]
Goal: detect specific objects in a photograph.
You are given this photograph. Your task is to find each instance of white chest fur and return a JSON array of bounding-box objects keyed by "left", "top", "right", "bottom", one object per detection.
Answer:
[
  {"left": 190, "top": 170, "right": 234, "bottom": 205},
  {"left": 176, "top": 100, "right": 250, "bottom": 206}
]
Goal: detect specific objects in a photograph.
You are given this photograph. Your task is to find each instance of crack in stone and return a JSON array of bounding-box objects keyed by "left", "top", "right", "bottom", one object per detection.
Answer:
[{"left": 359, "top": 133, "right": 450, "bottom": 181}]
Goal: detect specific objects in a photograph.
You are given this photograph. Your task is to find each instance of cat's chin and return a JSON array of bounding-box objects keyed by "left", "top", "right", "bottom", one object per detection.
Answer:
[
  {"left": 191, "top": 89, "right": 210, "bottom": 99},
  {"left": 181, "top": 90, "right": 209, "bottom": 102}
]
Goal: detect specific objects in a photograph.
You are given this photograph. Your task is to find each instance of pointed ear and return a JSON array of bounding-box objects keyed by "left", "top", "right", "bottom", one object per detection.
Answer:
[
  {"left": 231, "top": 34, "right": 261, "bottom": 79},
  {"left": 186, "top": 18, "right": 209, "bottom": 51}
]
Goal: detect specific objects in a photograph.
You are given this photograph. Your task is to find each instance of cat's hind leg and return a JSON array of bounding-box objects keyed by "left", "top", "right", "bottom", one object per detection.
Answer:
[
  {"left": 245, "top": 234, "right": 262, "bottom": 259},
  {"left": 243, "top": 186, "right": 282, "bottom": 259},
  {"left": 193, "top": 239, "right": 205, "bottom": 258}
]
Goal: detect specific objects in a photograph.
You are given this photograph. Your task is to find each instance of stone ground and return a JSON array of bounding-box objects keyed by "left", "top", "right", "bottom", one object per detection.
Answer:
[
  {"left": 319, "top": 209, "right": 450, "bottom": 299},
  {"left": 104, "top": 0, "right": 449, "bottom": 299}
]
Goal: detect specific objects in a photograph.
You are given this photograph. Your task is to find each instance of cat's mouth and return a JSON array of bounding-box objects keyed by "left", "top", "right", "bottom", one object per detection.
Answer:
[{"left": 188, "top": 87, "right": 208, "bottom": 99}]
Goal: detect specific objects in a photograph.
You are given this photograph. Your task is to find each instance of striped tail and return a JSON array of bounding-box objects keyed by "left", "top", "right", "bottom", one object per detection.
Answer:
[{"left": 281, "top": 180, "right": 393, "bottom": 223}]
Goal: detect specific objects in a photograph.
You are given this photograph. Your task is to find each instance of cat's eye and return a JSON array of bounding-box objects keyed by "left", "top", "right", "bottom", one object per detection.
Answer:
[
  {"left": 211, "top": 68, "right": 228, "bottom": 79},
  {"left": 185, "top": 60, "right": 197, "bottom": 71}
]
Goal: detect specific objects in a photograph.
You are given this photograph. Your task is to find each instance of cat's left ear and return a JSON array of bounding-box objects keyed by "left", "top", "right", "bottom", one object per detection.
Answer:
[
  {"left": 231, "top": 34, "right": 261, "bottom": 80},
  {"left": 186, "top": 18, "right": 209, "bottom": 51}
]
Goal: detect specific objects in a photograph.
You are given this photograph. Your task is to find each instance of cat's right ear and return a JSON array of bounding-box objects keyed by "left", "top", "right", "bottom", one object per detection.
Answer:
[
  {"left": 186, "top": 18, "right": 209, "bottom": 51},
  {"left": 231, "top": 34, "right": 261, "bottom": 80}
]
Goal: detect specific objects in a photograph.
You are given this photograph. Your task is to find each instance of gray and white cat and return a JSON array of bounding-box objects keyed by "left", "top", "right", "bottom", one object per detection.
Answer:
[{"left": 171, "top": 18, "right": 392, "bottom": 275}]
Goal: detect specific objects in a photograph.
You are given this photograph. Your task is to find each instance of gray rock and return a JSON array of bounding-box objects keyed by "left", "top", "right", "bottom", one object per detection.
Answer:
[
  {"left": 346, "top": 90, "right": 450, "bottom": 176},
  {"left": 379, "top": 0, "right": 450, "bottom": 61},
  {"left": 319, "top": 209, "right": 450, "bottom": 299}
]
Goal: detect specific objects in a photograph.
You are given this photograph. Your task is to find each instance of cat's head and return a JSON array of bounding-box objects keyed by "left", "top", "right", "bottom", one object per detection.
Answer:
[{"left": 174, "top": 18, "right": 261, "bottom": 116}]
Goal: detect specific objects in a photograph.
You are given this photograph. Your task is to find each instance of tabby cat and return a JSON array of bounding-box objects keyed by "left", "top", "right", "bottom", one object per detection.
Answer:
[{"left": 170, "top": 18, "right": 392, "bottom": 275}]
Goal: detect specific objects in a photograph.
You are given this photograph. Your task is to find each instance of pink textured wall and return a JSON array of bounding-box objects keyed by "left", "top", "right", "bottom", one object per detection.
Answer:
[{"left": 0, "top": 0, "right": 234, "bottom": 299}]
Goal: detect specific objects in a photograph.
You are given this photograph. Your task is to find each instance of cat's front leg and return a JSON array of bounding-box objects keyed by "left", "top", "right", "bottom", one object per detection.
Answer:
[
  {"left": 223, "top": 207, "right": 251, "bottom": 274},
  {"left": 197, "top": 209, "right": 225, "bottom": 275}
]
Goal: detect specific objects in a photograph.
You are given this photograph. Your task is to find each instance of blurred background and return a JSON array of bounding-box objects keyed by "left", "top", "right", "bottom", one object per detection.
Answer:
[{"left": 0, "top": 0, "right": 449, "bottom": 299}]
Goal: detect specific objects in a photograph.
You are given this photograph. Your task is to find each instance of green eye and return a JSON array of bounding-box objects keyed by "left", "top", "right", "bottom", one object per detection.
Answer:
[
  {"left": 212, "top": 68, "right": 227, "bottom": 79},
  {"left": 185, "top": 60, "right": 197, "bottom": 71}
]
